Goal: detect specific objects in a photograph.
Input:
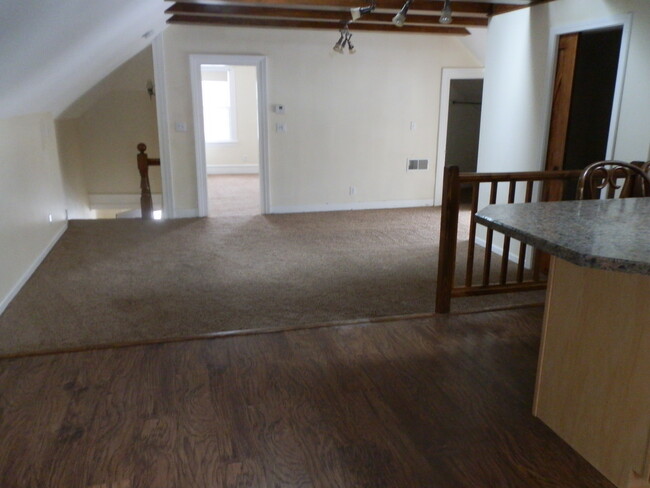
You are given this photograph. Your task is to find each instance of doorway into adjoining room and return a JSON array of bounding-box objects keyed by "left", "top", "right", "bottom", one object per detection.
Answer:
[
  {"left": 544, "top": 20, "right": 628, "bottom": 200},
  {"left": 190, "top": 54, "right": 269, "bottom": 218},
  {"left": 200, "top": 64, "right": 261, "bottom": 217},
  {"left": 434, "top": 68, "right": 484, "bottom": 206}
]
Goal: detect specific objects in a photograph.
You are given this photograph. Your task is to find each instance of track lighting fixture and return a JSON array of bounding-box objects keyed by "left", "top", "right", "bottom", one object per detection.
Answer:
[
  {"left": 439, "top": 0, "right": 453, "bottom": 24},
  {"left": 392, "top": 0, "right": 414, "bottom": 27},
  {"left": 346, "top": 32, "right": 355, "bottom": 54},
  {"left": 333, "top": 30, "right": 346, "bottom": 53},
  {"left": 350, "top": 3, "right": 375, "bottom": 21},
  {"left": 332, "top": 27, "right": 355, "bottom": 54}
]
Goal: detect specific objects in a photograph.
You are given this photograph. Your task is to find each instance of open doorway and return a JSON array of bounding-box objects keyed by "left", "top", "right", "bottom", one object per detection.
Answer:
[
  {"left": 190, "top": 54, "right": 269, "bottom": 217},
  {"left": 544, "top": 16, "right": 631, "bottom": 201},
  {"left": 434, "top": 68, "right": 484, "bottom": 206},
  {"left": 201, "top": 64, "right": 260, "bottom": 217}
]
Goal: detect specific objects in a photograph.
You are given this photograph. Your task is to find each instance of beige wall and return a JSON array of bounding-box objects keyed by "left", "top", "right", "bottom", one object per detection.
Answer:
[
  {"left": 159, "top": 26, "right": 481, "bottom": 214},
  {"left": 477, "top": 0, "right": 650, "bottom": 176},
  {"left": 0, "top": 112, "right": 67, "bottom": 313},
  {"left": 57, "top": 46, "right": 160, "bottom": 214},
  {"left": 205, "top": 65, "right": 259, "bottom": 170},
  {"left": 56, "top": 118, "right": 92, "bottom": 219}
]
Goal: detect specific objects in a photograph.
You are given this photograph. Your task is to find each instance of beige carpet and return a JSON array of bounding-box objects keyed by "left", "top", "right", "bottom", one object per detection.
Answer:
[
  {"left": 0, "top": 207, "right": 544, "bottom": 356},
  {"left": 208, "top": 174, "right": 260, "bottom": 217}
]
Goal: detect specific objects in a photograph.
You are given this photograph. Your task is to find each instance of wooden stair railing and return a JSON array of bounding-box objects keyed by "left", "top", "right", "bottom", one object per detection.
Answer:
[
  {"left": 435, "top": 166, "right": 583, "bottom": 313},
  {"left": 137, "top": 143, "right": 160, "bottom": 220}
]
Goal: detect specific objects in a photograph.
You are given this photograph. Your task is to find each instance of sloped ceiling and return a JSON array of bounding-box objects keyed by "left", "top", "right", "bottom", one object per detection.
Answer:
[{"left": 0, "top": 0, "right": 168, "bottom": 119}]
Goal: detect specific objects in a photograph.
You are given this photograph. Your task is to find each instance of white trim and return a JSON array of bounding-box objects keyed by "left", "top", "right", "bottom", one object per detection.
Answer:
[
  {"left": 540, "top": 13, "right": 633, "bottom": 169},
  {"left": 190, "top": 54, "right": 270, "bottom": 217},
  {"left": 434, "top": 68, "right": 485, "bottom": 206},
  {"left": 153, "top": 35, "right": 175, "bottom": 218},
  {"left": 270, "top": 199, "right": 434, "bottom": 214},
  {"left": 88, "top": 193, "right": 163, "bottom": 210},
  {"left": 174, "top": 208, "right": 201, "bottom": 218},
  {"left": 0, "top": 223, "right": 67, "bottom": 316},
  {"left": 207, "top": 164, "right": 259, "bottom": 175}
]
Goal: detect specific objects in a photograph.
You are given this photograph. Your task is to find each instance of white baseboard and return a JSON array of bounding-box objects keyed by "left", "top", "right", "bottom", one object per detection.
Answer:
[
  {"left": 475, "top": 235, "right": 532, "bottom": 267},
  {"left": 0, "top": 223, "right": 67, "bottom": 316},
  {"left": 88, "top": 193, "right": 163, "bottom": 210},
  {"left": 174, "top": 208, "right": 200, "bottom": 218},
  {"left": 270, "top": 199, "right": 434, "bottom": 214},
  {"left": 207, "top": 164, "right": 259, "bottom": 175}
]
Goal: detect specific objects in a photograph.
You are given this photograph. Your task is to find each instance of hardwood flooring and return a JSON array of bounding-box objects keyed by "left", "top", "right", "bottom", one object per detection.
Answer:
[{"left": 0, "top": 306, "right": 613, "bottom": 487}]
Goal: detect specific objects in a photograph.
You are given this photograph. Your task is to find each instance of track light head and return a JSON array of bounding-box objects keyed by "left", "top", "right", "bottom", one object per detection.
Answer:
[
  {"left": 439, "top": 0, "right": 453, "bottom": 24},
  {"left": 392, "top": 0, "right": 413, "bottom": 27},
  {"left": 346, "top": 32, "right": 355, "bottom": 54},
  {"left": 333, "top": 31, "right": 345, "bottom": 53},
  {"left": 350, "top": 4, "right": 375, "bottom": 21}
]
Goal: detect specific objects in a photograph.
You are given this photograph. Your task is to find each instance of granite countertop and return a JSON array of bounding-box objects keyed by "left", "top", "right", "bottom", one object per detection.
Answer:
[{"left": 475, "top": 198, "right": 650, "bottom": 275}]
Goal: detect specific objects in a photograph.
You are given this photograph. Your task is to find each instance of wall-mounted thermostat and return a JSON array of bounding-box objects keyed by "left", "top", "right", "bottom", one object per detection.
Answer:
[{"left": 273, "top": 104, "right": 285, "bottom": 114}]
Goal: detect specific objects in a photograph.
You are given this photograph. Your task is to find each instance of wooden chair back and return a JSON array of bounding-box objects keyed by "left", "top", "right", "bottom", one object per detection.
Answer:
[{"left": 577, "top": 160, "right": 650, "bottom": 200}]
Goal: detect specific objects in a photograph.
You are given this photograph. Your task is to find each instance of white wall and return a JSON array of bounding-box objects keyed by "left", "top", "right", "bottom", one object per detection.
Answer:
[
  {"left": 205, "top": 65, "right": 260, "bottom": 172},
  {"left": 0, "top": 113, "right": 67, "bottom": 314},
  {"left": 57, "top": 46, "right": 161, "bottom": 214},
  {"left": 159, "top": 26, "right": 481, "bottom": 215},
  {"left": 477, "top": 0, "right": 650, "bottom": 176}
]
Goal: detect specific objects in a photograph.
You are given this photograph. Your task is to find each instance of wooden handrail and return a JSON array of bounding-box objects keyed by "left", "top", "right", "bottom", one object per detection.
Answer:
[
  {"left": 136, "top": 143, "right": 160, "bottom": 220},
  {"left": 435, "top": 166, "right": 584, "bottom": 313}
]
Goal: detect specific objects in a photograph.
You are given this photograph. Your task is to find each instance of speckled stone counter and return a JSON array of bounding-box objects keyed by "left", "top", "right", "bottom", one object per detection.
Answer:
[
  {"left": 477, "top": 197, "right": 650, "bottom": 488},
  {"left": 475, "top": 197, "right": 650, "bottom": 275}
]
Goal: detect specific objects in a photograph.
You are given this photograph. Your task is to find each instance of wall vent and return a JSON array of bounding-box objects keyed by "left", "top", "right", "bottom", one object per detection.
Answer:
[{"left": 407, "top": 159, "right": 429, "bottom": 171}]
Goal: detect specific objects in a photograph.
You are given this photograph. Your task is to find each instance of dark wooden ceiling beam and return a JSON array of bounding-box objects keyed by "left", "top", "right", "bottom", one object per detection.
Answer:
[
  {"left": 167, "top": 14, "right": 471, "bottom": 34},
  {"left": 168, "top": 0, "right": 496, "bottom": 16},
  {"left": 165, "top": 3, "right": 489, "bottom": 26},
  {"left": 490, "top": 0, "right": 553, "bottom": 15}
]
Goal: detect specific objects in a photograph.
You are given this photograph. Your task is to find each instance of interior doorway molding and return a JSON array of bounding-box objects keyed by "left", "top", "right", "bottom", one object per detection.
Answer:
[
  {"left": 189, "top": 54, "right": 270, "bottom": 216},
  {"left": 541, "top": 13, "right": 632, "bottom": 167},
  {"left": 434, "top": 68, "right": 484, "bottom": 206},
  {"left": 152, "top": 35, "right": 175, "bottom": 218}
]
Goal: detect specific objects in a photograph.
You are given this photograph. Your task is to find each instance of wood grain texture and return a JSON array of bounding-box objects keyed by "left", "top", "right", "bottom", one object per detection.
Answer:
[
  {"left": 0, "top": 308, "right": 613, "bottom": 487},
  {"left": 535, "top": 258, "right": 650, "bottom": 488},
  {"left": 544, "top": 33, "right": 579, "bottom": 174},
  {"left": 164, "top": 3, "right": 490, "bottom": 26},
  {"left": 167, "top": 15, "right": 470, "bottom": 34}
]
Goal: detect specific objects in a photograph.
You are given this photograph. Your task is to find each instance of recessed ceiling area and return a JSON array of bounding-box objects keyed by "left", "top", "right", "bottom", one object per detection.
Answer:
[{"left": 165, "top": 0, "right": 553, "bottom": 35}]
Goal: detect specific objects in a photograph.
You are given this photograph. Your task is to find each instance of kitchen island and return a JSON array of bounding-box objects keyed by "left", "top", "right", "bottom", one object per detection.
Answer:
[{"left": 476, "top": 198, "right": 650, "bottom": 488}]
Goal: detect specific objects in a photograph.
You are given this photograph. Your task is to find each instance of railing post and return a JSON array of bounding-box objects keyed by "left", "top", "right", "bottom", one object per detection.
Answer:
[
  {"left": 137, "top": 143, "right": 154, "bottom": 220},
  {"left": 435, "top": 166, "right": 460, "bottom": 314}
]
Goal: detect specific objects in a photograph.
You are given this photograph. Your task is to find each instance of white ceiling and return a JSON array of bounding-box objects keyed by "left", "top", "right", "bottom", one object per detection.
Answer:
[{"left": 0, "top": 0, "right": 168, "bottom": 119}]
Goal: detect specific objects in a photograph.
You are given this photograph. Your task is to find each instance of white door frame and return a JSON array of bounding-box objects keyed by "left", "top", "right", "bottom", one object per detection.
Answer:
[
  {"left": 434, "top": 68, "right": 484, "bottom": 206},
  {"left": 189, "top": 54, "right": 270, "bottom": 217},
  {"left": 152, "top": 35, "right": 175, "bottom": 218}
]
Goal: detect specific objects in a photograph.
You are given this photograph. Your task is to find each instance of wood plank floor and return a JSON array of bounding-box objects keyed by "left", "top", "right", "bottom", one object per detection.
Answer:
[{"left": 0, "top": 307, "right": 614, "bottom": 488}]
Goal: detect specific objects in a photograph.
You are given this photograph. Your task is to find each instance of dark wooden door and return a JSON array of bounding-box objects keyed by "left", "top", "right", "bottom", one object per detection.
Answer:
[{"left": 545, "top": 33, "right": 579, "bottom": 174}]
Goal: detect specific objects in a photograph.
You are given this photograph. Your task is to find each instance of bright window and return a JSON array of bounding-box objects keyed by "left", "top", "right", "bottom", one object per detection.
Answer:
[{"left": 201, "top": 66, "right": 236, "bottom": 143}]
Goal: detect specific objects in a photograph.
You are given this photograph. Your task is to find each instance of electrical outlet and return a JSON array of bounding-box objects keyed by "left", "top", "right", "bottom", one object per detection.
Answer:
[
  {"left": 175, "top": 122, "right": 188, "bottom": 132},
  {"left": 276, "top": 123, "right": 287, "bottom": 133},
  {"left": 349, "top": 186, "right": 356, "bottom": 196}
]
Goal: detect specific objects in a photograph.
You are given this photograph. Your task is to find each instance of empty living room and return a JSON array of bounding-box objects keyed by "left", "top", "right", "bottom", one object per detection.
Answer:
[{"left": 1, "top": 0, "right": 649, "bottom": 487}]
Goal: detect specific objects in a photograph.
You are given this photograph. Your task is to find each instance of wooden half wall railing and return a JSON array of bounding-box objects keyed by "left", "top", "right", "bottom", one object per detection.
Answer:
[
  {"left": 435, "top": 165, "right": 584, "bottom": 313},
  {"left": 137, "top": 143, "right": 160, "bottom": 220}
]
